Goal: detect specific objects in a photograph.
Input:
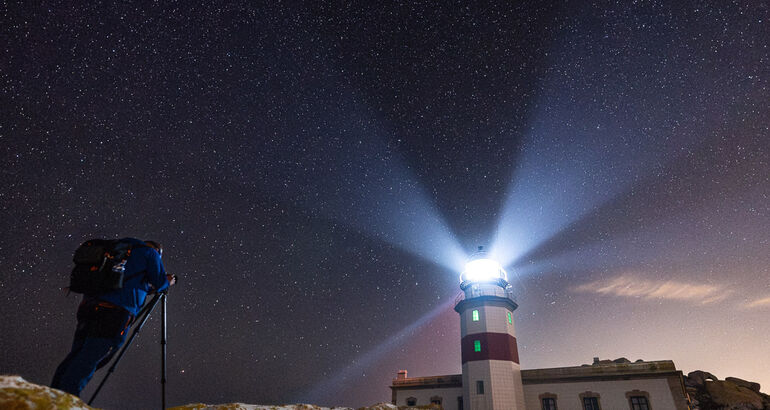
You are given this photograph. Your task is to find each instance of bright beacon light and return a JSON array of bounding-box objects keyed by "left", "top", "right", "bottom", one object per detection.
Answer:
[{"left": 460, "top": 247, "right": 508, "bottom": 284}]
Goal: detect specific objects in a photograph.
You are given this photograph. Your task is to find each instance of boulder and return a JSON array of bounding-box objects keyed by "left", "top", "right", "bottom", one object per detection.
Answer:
[
  {"left": 687, "top": 370, "right": 719, "bottom": 386},
  {"left": 0, "top": 375, "right": 92, "bottom": 409},
  {"left": 726, "top": 377, "right": 761, "bottom": 393},
  {"left": 705, "top": 380, "right": 764, "bottom": 409}
]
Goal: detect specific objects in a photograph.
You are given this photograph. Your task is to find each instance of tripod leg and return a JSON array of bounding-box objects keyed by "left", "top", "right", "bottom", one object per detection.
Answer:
[
  {"left": 88, "top": 294, "right": 163, "bottom": 406},
  {"left": 161, "top": 293, "right": 167, "bottom": 410}
]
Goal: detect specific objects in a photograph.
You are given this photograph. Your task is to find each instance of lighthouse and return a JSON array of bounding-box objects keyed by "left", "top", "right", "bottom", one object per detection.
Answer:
[{"left": 454, "top": 247, "right": 524, "bottom": 410}]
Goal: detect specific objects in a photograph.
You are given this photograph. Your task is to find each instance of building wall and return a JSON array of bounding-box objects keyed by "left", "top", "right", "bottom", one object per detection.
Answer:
[
  {"left": 463, "top": 360, "right": 526, "bottom": 410},
  {"left": 463, "top": 361, "right": 491, "bottom": 410},
  {"left": 393, "top": 386, "right": 463, "bottom": 410},
  {"left": 489, "top": 361, "right": 525, "bottom": 410},
  {"left": 523, "top": 378, "right": 680, "bottom": 410},
  {"left": 460, "top": 303, "right": 516, "bottom": 336}
]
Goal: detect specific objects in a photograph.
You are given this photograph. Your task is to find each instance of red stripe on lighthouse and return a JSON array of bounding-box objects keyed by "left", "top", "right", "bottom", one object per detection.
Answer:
[{"left": 461, "top": 333, "right": 520, "bottom": 364}]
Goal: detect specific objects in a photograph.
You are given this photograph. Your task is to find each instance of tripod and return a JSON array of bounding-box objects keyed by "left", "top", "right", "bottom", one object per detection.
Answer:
[{"left": 88, "top": 291, "right": 168, "bottom": 409}]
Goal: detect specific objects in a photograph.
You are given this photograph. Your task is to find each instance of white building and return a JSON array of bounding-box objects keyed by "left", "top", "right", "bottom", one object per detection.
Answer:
[
  {"left": 390, "top": 250, "right": 690, "bottom": 410},
  {"left": 391, "top": 359, "right": 690, "bottom": 410}
]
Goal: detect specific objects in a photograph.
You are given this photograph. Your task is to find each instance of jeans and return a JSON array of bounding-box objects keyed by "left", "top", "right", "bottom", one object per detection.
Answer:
[{"left": 51, "top": 302, "right": 131, "bottom": 396}]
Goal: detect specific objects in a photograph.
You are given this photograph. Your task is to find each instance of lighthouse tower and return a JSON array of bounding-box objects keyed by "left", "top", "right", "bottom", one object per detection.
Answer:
[{"left": 454, "top": 247, "right": 524, "bottom": 410}]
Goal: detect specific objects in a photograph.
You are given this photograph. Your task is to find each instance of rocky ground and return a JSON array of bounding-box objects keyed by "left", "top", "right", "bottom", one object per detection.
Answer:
[
  {"left": 0, "top": 375, "right": 91, "bottom": 409},
  {"left": 685, "top": 371, "right": 770, "bottom": 410},
  {"left": 0, "top": 375, "right": 439, "bottom": 410},
  {"left": 4, "top": 372, "right": 768, "bottom": 409}
]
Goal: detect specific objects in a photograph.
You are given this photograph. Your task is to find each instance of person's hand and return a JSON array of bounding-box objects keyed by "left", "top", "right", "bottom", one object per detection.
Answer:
[{"left": 167, "top": 274, "right": 177, "bottom": 286}]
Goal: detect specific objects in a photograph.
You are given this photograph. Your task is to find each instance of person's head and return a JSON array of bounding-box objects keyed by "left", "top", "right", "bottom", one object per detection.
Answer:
[{"left": 144, "top": 240, "right": 163, "bottom": 257}]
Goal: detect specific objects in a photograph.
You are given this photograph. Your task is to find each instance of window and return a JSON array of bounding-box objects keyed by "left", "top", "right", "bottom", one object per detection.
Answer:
[
  {"left": 583, "top": 397, "right": 600, "bottom": 410},
  {"left": 507, "top": 311, "right": 512, "bottom": 324},
  {"left": 406, "top": 397, "right": 417, "bottom": 406},
  {"left": 626, "top": 390, "right": 651, "bottom": 410},
  {"left": 457, "top": 396, "right": 463, "bottom": 410},
  {"left": 474, "top": 340, "right": 481, "bottom": 352},
  {"left": 580, "top": 392, "right": 601, "bottom": 410},
  {"left": 476, "top": 380, "right": 484, "bottom": 394},
  {"left": 472, "top": 309, "right": 479, "bottom": 321},
  {"left": 430, "top": 396, "right": 442, "bottom": 406},
  {"left": 629, "top": 396, "right": 650, "bottom": 410},
  {"left": 542, "top": 397, "right": 557, "bottom": 410}
]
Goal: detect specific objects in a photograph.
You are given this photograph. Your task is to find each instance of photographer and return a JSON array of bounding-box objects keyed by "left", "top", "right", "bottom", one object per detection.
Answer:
[{"left": 51, "top": 238, "right": 176, "bottom": 396}]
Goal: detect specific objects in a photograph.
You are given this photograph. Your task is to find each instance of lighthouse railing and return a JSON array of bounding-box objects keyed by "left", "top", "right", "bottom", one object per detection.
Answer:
[{"left": 454, "top": 282, "right": 517, "bottom": 308}]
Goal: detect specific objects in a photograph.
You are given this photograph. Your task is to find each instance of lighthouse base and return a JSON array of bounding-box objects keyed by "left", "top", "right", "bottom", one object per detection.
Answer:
[{"left": 462, "top": 360, "right": 525, "bottom": 410}]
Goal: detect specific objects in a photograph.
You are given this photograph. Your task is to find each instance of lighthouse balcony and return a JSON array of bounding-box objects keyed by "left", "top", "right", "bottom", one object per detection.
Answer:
[{"left": 454, "top": 281, "right": 517, "bottom": 310}]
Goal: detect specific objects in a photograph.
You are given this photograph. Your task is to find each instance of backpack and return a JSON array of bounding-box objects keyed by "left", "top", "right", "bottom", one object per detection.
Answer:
[{"left": 68, "top": 239, "right": 137, "bottom": 295}]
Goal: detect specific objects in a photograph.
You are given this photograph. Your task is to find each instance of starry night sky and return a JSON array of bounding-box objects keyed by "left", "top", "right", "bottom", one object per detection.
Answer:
[{"left": 1, "top": 1, "right": 768, "bottom": 409}]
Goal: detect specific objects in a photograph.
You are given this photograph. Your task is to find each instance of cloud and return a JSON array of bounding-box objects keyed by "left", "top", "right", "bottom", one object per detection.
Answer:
[
  {"left": 573, "top": 274, "right": 729, "bottom": 305},
  {"left": 744, "top": 296, "right": 770, "bottom": 309}
]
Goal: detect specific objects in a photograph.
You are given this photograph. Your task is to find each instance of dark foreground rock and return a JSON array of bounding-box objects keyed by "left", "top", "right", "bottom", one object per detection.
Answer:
[
  {"left": 4, "top": 372, "right": 767, "bottom": 410},
  {"left": 0, "top": 375, "right": 91, "bottom": 409},
  {"left": 0, "top": 375, "right": 438, "bottom": 410}
]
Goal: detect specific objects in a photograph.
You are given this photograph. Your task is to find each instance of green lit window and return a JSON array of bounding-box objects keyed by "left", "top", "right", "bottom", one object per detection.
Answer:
[
  {"left": 474, "top": 340, "right": 481, "bottom": 352},
  {"left": 472, "top": 310, "right": 479, "bottom": 321},
  {"left": 507, "top": 311, "right": 512, "bottom": 324}
]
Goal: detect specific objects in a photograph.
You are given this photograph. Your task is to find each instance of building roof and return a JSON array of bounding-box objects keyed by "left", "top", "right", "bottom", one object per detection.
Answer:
[
  {"left": 391, "top": 359, "right": 682, "bottom": 388},
  {"left": 521, "top": 359, "right": 681, "bottom": 384},
  {"left": 391, "top": 374, "right": 462, "bottom": 389}
]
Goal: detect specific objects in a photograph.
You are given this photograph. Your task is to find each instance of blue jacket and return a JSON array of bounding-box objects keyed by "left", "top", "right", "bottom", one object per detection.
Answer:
[{"left": 91, "top": 238, "right": 169, "bottom": 316}]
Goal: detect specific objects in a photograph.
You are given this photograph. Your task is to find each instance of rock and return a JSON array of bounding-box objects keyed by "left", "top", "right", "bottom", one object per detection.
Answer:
[
  {"left": 705, "top": 380, "right": 764, "bottom": 409},
  {"left": 726, "top": 377, "right": 761, "bottom": 393},
  {"left": 358, "top": 405, "right": 398, "bottom": 410},
  {"left": 0, "top": 375, "right": 92, "bottom": 409},
  {"left": 684, "top": 376, "right": 699, "bottom": 388},
  {"left": 687, "top": 370, "right": 719, "bottom": 386},
  {"left": 168, "top": 404, "right": 352, "bottom": 410}
]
